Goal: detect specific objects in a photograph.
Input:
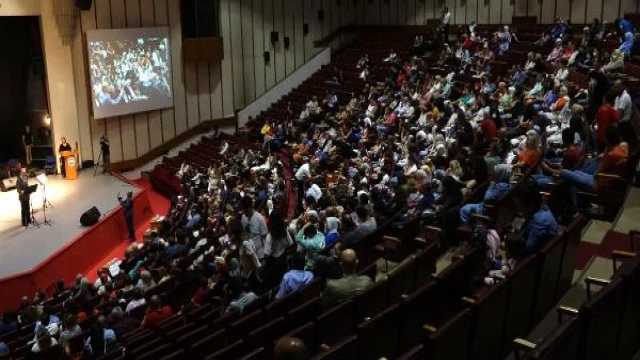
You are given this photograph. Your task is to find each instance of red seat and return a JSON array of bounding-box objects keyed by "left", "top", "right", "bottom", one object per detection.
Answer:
[
  {"left": 311, "top": 335, "right": 357, "bottom": 360},
  {"left": 354, "top": 278, "right": 388, "bottom": 322},
  {"left": 423, "top": 308, "right": 473, "bottom": 360},
  {"left": 398, "top": 281, "right": 439, "bottom": 353},
  {"left": 247, "top": 317, "right": 286, "bottom": 357},
  {"left": 188, "top": 329, "right": 226, "bottom": 357},
  {"left": 386, "top": 255, "right": 417, "bottom": 304},
  {"left": 285, "top": 298, "right": 322, "bottom": 331},
  {"left": 137, "top": 343, "right": 174, "bottom": 360},
  {"left": 531, "top": 231, "right": 566, "bottom": 325}
]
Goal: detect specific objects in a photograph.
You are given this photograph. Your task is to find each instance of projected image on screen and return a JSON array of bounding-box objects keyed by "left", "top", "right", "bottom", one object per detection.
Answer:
[{"left": 86, "top": 27, "right": 173, "bottom": 119}]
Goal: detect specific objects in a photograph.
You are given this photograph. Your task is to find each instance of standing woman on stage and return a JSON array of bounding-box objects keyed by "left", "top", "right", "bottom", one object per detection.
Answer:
[
  {"left": 22, "top": 126, "right": 33, "bottom": 166},
  {"left": 118, "top": 191, "right": 135, "bottom": 242},
  {"left": 16, "top": 168, "right": 30, "bottom": 228},
  {"left": 58, "top": 137, "right": 72, "bottom": 178}
]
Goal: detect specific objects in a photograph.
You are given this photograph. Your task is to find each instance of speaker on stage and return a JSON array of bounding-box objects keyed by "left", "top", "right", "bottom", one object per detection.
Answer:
[
  {"left": 0, "top": 177, "right": 17, "bottom": 192},
  {"left": 75, "top": 0, "right": 93, "bottom": 10},
  {"left": 80, "top": 206, "right": 101, "bottom": 226}
]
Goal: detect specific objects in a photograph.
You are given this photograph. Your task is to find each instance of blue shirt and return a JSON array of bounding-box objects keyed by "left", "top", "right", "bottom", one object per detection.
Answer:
[
  {"left": 34, "top": 315, "right": 60, "bottom": 334},
  {"left": 484, "top": 182, "right": 511, "bottom": 202},
  {"left": 524, "top": 205, "right": 559, "bottom": 253},
  {"left": 276, "top": 270, "right": 314, "bottom": 298},
  {"left": 186, "top": 212, "right": 201, "bottom": 229},
  {"left": 619, "top": 19, "right": 635, "bottom": 35}
]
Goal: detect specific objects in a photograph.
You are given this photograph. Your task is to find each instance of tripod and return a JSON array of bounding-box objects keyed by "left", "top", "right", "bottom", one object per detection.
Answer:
[
  {"left": 41, "top": 185, "right": 52, "bottom": 226},
  {"left": 94, "top": 148, "right": 103, "bottom": 177}
]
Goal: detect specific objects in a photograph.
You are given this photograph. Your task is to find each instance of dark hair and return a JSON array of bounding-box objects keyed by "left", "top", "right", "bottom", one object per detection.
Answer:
[
  {"left": 605, "top": 123, "right": 621, "bottom": 146},
  {"left": 561, "top": 128, "right": 575, "bottom": 145},
  {"left": 241, "top": 196, "right": 254, "bottom": 210},
  {"left": 268, "top": 212, "right": 288, "bottom": 240},
  {"left": 604, "top": 91, "right": 616, "bottom": 105},
  {"left": 303, "top": 225, "right": 317, "bottom": 239},
  {"left": 355, "top": 207, "right": 369, "bottom": 221},
  {"left": 290, "top": 253, "right": 306, "bottom": 271}
]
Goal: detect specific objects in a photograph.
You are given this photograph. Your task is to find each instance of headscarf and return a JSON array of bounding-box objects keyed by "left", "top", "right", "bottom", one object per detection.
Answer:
[{"left": 620, "top": 32, "right": 634, "bottom": 55}]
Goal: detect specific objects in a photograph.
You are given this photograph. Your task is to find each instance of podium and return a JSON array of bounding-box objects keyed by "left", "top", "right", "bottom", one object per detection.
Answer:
[{"left": 60, "top": 151, "right": 78, "bottom": 180}]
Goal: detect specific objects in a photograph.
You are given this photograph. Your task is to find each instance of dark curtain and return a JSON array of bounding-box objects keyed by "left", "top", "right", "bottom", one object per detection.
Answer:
[{"left": 0, "top": 17, "right": 41, "bottom": 163}]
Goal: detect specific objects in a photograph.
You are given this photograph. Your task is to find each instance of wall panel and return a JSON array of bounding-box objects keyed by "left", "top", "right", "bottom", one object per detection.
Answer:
[
  {"left": 284, "top": 0, "right": 296, "bottom": 76},
  {"left": 556, "top": 0, "right": 571, "bottom": 24},
  {"left": 197, "top": 63, "right": 212, "bottom": 121},
  {"left": 167, "top": 0, "right": 187, "bottom": 135},
  {"left": 621, "top": 0, "right": 638, "bottom": 15},
  {"left": 154, "top": 0, "right": 174, "bottom": 143},
  {"left": 455, "top": 0, "right": 466, "bottom": 25},
  {"left": 527, "top": 0, "right": 541, "bottom": 21},
  {"left": 501, "top": 0, "right": 513, "bottom": 24},
  {"left": 241, "top": 0, "right": 256, "bottom": 103},
  {"left": 601, "top": 0, "right": 619, "bottom": 21},
  {"left": 76, "top": 5, "right": 97, "bottom": 161},
  {"left": 141, "top": 0, "right": 162, "bottom": 151},
  {"left": 293, "top": 0, "right": 305, "bottom": 70},
  {"left": 477, "top": 0, "right": 490, "bottom": 24},
  {"left": 127, "top": 0, "right": 150, "bottom": 158},
  {"left": 389, "top": 0, "right": 399, "bottom": 25},
  {"left": 467, "top": 0, "right": 478, "bottom": 24},
  {"left": 540, "top": 0, "right": 556, "bottom": 24},
  {"left": 489, "top": 0, "right": 501, "bottom": 24},
  {"left": 263, "top": 0, "right": 276, "bottom": 89},
  {"left": 220, "top": 0, "right": 235, "bottom": 117},
  {"left": 368, "top": 0, "right": 382, "bottom": 25},
  {"left": 274, "top": 0, "right": 286, "bottom": 83},
  {"left": 229, "top": 0, "right": 245, "bottom": 110},
  {"left": 586, "top": 0, "right": 604, "bottom": 24}
]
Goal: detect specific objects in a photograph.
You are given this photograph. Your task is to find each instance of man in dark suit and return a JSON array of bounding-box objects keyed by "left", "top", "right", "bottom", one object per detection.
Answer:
[
  {"left": 118, "top": 191, "right": 135, "bottom": 241},
  {"left": 16, "top": 168, "right": 31, "bottom": 228}
]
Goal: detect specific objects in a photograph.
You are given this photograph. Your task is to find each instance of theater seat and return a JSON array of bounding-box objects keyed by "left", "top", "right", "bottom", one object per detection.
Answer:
[
  {"left": 311, "top": 335, "right": 357, "bottom": 360},
  {"left": 204, "top": 339, "right": 244, "bottom": 360},
  {"left": 316, "top": 300, "right": 356, "bottom": 347},
  {"left": 423, "top": 308, "right": 472, "bottom": 360},
  {"left": 356, "top": 303, "right": 402, "bottom": 359},
  {"left": 354, "top": 278, "right": 388, "bottom": 322}
]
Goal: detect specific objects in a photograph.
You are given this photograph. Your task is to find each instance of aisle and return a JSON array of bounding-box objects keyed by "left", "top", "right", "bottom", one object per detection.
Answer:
[{"left": 85, "top": 178, "right": 170, "bottom": 281}]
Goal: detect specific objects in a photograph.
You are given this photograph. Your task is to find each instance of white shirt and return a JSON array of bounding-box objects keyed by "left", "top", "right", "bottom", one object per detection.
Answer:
[
  {"left": 306, "top": 184, "right": 322, "bottom": 201},
  {"left": 615, "top": 90, "right": 632, "bottom": 122},
  {"left": 553, "top": 68, "right": 569, "bottom": 86},
  {"left": 295, "top": 163, "right": 311, "bottom": 181}
]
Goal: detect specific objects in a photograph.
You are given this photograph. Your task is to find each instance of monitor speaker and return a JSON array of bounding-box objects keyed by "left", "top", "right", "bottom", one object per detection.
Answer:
[
  {"left": 75, "top": 0, "right": 93, "bottom": 11},
  {"left": 263, "top": 51, "right": 271, "bottom": 64},
  {"left": 270, "top": 31, "right": 279, "bottom": 44},
  {"left": 284, "top": 37, "right": 290, "bottom": 49},
  {"left": 80, "top": 206, "right": 101, "bottom": 227},
  {"left": 0, "top": 177, "right": 17, "bottom": 192},
  {"left": 303, "top": 23, "right": 309, "bottom": 36}
]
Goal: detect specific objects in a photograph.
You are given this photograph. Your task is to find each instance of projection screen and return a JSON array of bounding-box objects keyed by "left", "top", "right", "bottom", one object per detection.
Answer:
[{"left": 85, "top": 27, "right": 173, "bottom": 119}]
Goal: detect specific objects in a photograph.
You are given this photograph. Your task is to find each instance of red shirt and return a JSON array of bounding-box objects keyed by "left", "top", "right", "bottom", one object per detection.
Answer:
[
  {"left": 595, "top": 105, "right": 620, "bottom": 144},
  {"left": 479, "top": 118, "right": 497, "bottom": 141},
  {"left": 141, "top": 306, "right": 173, "bottom": 329},
  {"left": 561, "top": 145, "right": 581, "bottom": 170}
]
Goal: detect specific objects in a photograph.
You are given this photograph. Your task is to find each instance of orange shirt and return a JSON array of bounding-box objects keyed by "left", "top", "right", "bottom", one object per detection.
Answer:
[
  {"left": 518, "top": 149, "right": 540, "bottom": 168},
  {"left": 595, "top": 144, "right": 628, "bottom": 191}
]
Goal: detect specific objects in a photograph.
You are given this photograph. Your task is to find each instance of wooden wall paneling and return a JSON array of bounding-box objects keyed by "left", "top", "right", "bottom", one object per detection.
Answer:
[
  {"left": 75, "top": 6, "right": 96, "bottom": 161},
  {"left": 197, "top": 63, "right": 212, "bottom": 121},
  {"left": 501, "top": 0, "right": 513, "bottom": 23},
  {"left": 111, "top": 0, "right": 137, "bottom": 161},
  {"left": 514, "top": 0, "right": 527, "bottom": 16},
  {"left": 220, "top": 0, "right": 236, "bottom": 117},
  {"left": 229, "top": 0, "right": 245, "bottom": 110},
  {"left": 241, "top": 0, "right": 256, "bottom": 103},
  {"left": 397, "top": 0, "right": 407, "bottom": 25},
  {"left": 342, "top": 0, "right": 353, "bottom": 26},
  {"left": 209, "top": 59, "right": 224, "bottom": 119},
  {"left": 141, "top": 0, "right": 162, "bottom": 151},
  {"left": 330, "top": 0, "right": 340, "bottom": 31},
  {"left": 406, "top": 0, "right": 416, "bottom": 25},
  {"left": 274, "top": 0, "right": 286, "bottom": 84},
  {"left": 454, "top": 0, "right": 466, "bottom": 25},
  {"left": 303, "top": 0, "right": 312, "bottom": 60},
  {"left": 434, "top": 0, "right": 445, "bottom": 24},
  {"left": 183, "top": 46, "right": 200, "bottom": 127},
  {"left": 466, "top": 0, "right": 478, "bottom": 25},
  {"left": 126, "top": 0, "right": 149, "bottom": 158},
  {"left": 252, "top": 0, "right": 266, "bottom": 97},
  {"left": 556, "top": 0, "right": 571, "bottom": 24},
  {"left": 477, "top": 0, "right": 490, "bottom": 24},
  {"left": 293, "top": 0, "right": 305, "bottom": 71},
  {"left": 601, "top": 0, "right": 619, "bottom": 21},
  {"left": 586, "top": 0, "right": 604, "bottom": 24},
  {"left": 540, "top": 0, "right": 556, "bottom": 24},
  {"left": 489, "top": 0, "right": 501, "bottom": 24},
  {"left": 154, "top": 0, "right": 175, "bottom": 142},
  {"left": 94, "top": 0, "right": 123, "bottom": 163},
  {"left": 167, "top": 0, "right": 188, "bottom": 135},
  {"left": 570, "top": 0, "right": 586, "bottom": 25},
  {"left": 382, "top": 0, "right": 391, "bottom": 25},
  {"left": 263, "top": 0, "right": 276, "bottom": 89},
  {"left": 527, "top": 0, "right": 540, "bottom": 21},
  {"left": 284, "top": 0, "right": 295, "bottom": 76},
  {"left": 368, "top": 0, "right": 382, "bottom": 25},
  {"left": 621, "top": 0, "right": 638, "bottom": 15},
  {"left": 355, "top": 0, "right": 365, "bottom": 25}
]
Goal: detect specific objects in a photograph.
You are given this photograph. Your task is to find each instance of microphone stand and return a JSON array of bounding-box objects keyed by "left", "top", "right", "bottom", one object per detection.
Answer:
[
  {"left": 41, "top": 184, "right": 52, "bottom": 226},
  {"left": 29, "top": 192, "right": 40, "bottom": 228}
]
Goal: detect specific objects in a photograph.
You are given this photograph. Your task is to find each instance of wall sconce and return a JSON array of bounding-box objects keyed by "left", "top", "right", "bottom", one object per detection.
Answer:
[{"left": 44, "top": 115, "right": 51, "bottom": 126}]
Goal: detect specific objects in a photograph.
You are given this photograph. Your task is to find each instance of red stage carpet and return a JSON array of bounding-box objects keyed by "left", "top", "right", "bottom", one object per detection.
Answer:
[{"left": 86, "top": 178, "right": 170, "bottom": 281}]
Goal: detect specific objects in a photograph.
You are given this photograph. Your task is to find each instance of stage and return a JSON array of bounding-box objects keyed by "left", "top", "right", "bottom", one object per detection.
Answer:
[{"left": 0, "top": 170, "right": 152, "bottom": 310}]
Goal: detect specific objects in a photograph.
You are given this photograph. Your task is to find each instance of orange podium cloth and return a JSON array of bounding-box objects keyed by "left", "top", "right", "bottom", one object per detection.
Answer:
[{"left": 60, "top": 151, "right": 78, "bottom": 180}]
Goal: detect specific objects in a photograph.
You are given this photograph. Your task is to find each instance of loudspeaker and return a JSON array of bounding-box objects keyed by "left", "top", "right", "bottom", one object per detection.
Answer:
[
  {"left": 318, "top": 9, "right": 324, "bottom": 22},
  {"left": 303, "top": 23, "right": 309, "bottom": 36},
  {"left": 0, "top": 177, "right": 17, "bottom": 192},
  {"left": 270, "top": 31, "right": 279, "bottom": 44},
  {"left": 263, "top": 51, "right": 271, "bottom": 64},
  {"left": 75, "top": 0, "right": 93, "bottom": 11},
  {"left": 80, "top": 206, "right": 101, "bottom": 227},
  {"left": 181, "top": 0, "right": 218, "bottom": 38},
  {"left": 284, "top": 37, "right": 290, "bottom": 49}
]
